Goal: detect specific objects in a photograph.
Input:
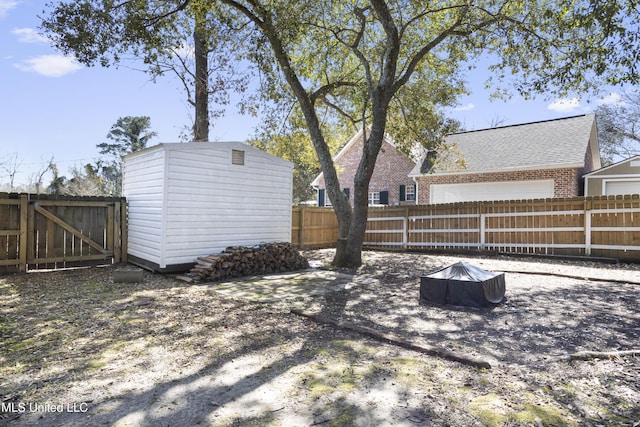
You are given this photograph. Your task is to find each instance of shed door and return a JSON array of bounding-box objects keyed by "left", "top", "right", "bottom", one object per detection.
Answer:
[
  {"left": 430, "top": 180, "right": 554, "bottom": 204},
  {"left": 605, "top": 180, "right": 640, "bottom": 196}
]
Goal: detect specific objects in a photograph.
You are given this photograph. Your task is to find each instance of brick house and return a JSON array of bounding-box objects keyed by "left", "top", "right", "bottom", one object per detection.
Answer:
[
  {"left": 409, "top": 114, "right": 601, "bottom": 204},
  {"left": 311, "top": 128, "right": 417, "bottom": 206}
]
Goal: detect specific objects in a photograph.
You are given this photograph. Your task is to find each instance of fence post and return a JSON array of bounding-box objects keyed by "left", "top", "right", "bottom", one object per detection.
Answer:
[
  {"left": 113, "top": 201, "right": 122, "bottom": 264},
  {"left": 479, "top": 202, "right": 486, "bottom": 250},
  {"left": 298, "top": 207, "right": 305, "bottom": 247},
  {"left": 121, "top": 200, "right": 128, "bottom": 264},
  {"left": 403, "top": 206, "right": 409, "bottom": 249},
  {"left": 584, "top": 198, "right": 592, "bottom": 256},
  {"left": 19, "top": 194, "right": 28, "bottom": 272}
]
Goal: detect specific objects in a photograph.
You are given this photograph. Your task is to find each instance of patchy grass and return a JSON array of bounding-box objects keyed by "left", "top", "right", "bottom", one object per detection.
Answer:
[
  {"left": 2, "top": 251, "right": 640, "bottom": 426},
  {"left": 511, "top": 403, "right": 576, "bottom": 426}
]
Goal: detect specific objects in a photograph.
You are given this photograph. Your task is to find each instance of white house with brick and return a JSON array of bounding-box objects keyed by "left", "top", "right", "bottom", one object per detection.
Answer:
[
  {"left": 410, "top": 114, "right": 601, "bottom": 204},
  {"left": 583, "top": 155, "right": 640, "bottom": 196},
  {"left": 311, "top": 128, "right": 417, "bottom": 206}
]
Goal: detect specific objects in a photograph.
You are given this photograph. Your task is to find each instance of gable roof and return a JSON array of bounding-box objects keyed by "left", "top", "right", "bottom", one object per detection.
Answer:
[
  {"left": 583, "top": 155, "right": 640, "bottom": 177},
  {"left": 410, "top": 114, "right": 598, "bottom": 176},
  {"left": 310, "top": 128, "right": 397, "bottom": 187}
]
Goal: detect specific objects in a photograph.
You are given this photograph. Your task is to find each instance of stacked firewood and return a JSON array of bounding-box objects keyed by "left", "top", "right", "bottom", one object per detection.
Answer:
[{"left": 176, "top": 242, "right": 309, "bottom": 283}]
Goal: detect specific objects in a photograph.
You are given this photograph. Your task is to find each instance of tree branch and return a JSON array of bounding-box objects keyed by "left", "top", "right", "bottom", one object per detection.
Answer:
[
  {"left": 141, "top": 0, "right": 192, "bottom": 27},
  {"left": 393, "top": 8, "right": 470, "bottom": 92},
  {"left": 319, "top": 97, "right": 360, "bottom": 125},
  {"left": 368, "top": 0, "right": 400, "bottom": 92},
  {"left": 221, "top": 0, "right": 350, "bottom": 217},
  {"left": 310, "top": 81, "right": 359, "bottom": 104}
]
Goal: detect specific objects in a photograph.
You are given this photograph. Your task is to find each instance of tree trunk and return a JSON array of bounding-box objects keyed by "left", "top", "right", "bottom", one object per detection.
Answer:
[
  {"left": 333, "top": 203, "right": 368, "bottom": 267},
  {"left": 193, "top": 26, "right": 209, "bottom": 142},
  {"left": 240, "top": 8, "right": 389, "bottom": 269},
  {"left": 332, "top": 124, "right": 387, "bottom": 268}
]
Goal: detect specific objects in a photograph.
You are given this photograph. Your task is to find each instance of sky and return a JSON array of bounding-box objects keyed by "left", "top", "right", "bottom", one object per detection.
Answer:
[{"left": 0, "top": 0, "right": 629, "bottom": 188}]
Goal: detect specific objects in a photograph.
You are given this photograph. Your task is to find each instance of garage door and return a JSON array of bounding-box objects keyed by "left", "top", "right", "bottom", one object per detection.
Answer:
[
  {"left": 430, "top": 180, "right": 554, "bottom": 204},
  {"left": 605, "top": 180, "right": 640, "bottom": 196}
]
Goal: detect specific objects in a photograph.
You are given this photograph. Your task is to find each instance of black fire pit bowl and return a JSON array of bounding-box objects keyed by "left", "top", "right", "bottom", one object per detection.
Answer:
[{"left": 420, "top": 262, "right": 505, "bottom": 308}]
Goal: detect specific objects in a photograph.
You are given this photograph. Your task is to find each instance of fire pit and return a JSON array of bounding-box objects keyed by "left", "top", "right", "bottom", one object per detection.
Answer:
[{"left": 420, "top": 262, "right": 505, "bottom": 308}]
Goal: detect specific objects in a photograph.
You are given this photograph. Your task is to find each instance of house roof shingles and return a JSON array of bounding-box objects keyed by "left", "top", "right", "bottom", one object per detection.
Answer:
[{"left": 411, "top": 114, "right": 596, "bottom": 176}]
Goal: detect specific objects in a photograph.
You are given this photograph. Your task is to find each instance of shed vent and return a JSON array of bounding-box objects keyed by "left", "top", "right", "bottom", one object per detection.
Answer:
[{"left": 232, "top": 149, "right": 245, "bottom": 165}]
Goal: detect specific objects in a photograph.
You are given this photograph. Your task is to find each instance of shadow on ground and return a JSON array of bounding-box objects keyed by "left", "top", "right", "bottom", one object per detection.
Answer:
[{"left": 2, "top": 249, "right": 639, "bottom": 426}]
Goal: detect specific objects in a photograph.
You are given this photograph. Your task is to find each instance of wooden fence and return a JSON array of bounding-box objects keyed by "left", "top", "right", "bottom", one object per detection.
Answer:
[
  {"left": 0, "top": 193, "right": 127, "bottom": 273},
  {"left": 292, "top": 207, "right": 339, "bottom": 248},
  {"left": 292, "top": 195, "right": 640, "bottom": 261}
]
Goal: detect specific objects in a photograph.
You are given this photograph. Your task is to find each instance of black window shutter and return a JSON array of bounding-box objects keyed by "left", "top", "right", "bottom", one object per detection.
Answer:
[
  {"left": 380, "top": 191, "right": 389, "bottom": 205},
  {"left": 318, "top": 189, "right": 325, "bottom": 207},
  {"left": 343, "top": 188, "right": 350, "bottom": 198},
  {"left": 399, "top": 185, "right": 406, "bottom": 202},
  {"left": 412, "top": 184, "right": 417, "bottom": 201}
]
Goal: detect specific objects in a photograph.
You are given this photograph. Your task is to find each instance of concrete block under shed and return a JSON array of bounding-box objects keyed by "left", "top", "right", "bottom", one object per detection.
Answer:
[{"left": 114, "top": 266, "right": 144, "bottom": 283}]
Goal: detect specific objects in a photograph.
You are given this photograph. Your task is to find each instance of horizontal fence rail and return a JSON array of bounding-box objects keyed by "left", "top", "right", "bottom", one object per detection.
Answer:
[{"left": 293, "top": 195, "right": 640, "bottom": 261}]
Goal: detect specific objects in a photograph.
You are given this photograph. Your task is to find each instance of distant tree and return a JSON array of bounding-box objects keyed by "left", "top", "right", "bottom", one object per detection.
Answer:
[
  {"left": 596, "top": 90, "right": 640, "bottom": 166},
  {"left": 250, "top": 116, "right": 349, "bottom": 204},
  {"left": 41, "top": 2, "right": 249, "bottom": 142},
  {"left": 30, "top": 156, "right": 55, "bottom": 195},
  {"left": 60, "top": 164, "right": 104, "bottom": 196},
  {"left": 95, "top": 116, "right": 157, "bottom": 196},
  {"left": 48, "top": 164, "right": 66, "bottom": 195},
  {"left": 1, "top": 153, "right": 23, "bottom": 192},
  {"left": 489, "top": 115, "right": 508, "bottom": 129}
]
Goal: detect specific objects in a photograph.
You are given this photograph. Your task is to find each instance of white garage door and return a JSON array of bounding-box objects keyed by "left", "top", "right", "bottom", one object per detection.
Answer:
[
  {"left": 605, "top": 180, "right": 640, "bottom": 196},
  {"left": 430, "top": 180, "right": 554, "bottom": 204}
]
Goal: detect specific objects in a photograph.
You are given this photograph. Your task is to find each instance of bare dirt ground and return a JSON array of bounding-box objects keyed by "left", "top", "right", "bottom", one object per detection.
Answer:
[{"left": 1, "top": 249, "right": 639, "bottom": 426}]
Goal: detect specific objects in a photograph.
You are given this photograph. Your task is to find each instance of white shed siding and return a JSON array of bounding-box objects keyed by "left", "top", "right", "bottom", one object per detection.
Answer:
[
  {"left": 162, "top": 143, "right": 292, "bottom": 266},
  {"left": 123, "top": 142, "right": 293, "bottom": 270},
  {"left": 122, "top": 146, "right": 166, "bottom": 265}
]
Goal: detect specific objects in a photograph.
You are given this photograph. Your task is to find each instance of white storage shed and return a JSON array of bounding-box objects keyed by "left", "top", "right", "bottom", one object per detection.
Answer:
[{"left": 122, "top": 142, "right": 293, "bottom": 272}]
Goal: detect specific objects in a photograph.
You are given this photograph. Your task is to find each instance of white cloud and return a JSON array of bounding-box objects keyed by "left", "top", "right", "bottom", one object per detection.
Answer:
[
  {"left": 0, "top": 0, "right": 19, "bottom": 18},
  {"left": 12, "top": 27, "right": 49, "bottom": 43},
  {"left": 454, "top": 103, "right": 475, "bottom": 112},
  {"left": 14, "top": 55, "right": 82, "bottom": 77},
  {"left": 547, "top": 98, "right": 581, "bottom": 113},
  {"left": 596, "top": 92, "right": 624, "bottom": 106}
]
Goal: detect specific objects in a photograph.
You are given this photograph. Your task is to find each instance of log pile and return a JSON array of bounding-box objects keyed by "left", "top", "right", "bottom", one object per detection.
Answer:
[{"left": 176, "top": 242, "right": 309, "bottom": 283}]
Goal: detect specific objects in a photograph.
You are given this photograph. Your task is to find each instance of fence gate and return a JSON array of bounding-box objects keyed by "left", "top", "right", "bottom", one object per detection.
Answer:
[{"left": 0, "top": 194, "right": 127, "bottom": 273}]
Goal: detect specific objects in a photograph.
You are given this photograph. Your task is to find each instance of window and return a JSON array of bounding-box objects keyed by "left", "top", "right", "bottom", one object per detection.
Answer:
[
  {"left": 231, "top": 149, "right": 245, "bottom": 165},
  {"left": 318, "top": 189, "right": 332, "bottom": 206},
  {"left": 369, "top": 191, "right": 380, "bottom": 205},
  {"left": 326, "top": 188, "right": 350, "bottom": 206},
  {"left": 318, "top": 188, "right": 349, "bottom": 207},
  {"left": 400, "top": 184, "right": 416, "bottom": 202},
  {"left": 369, "top": 191, "right": 388, "bottom": 205},
  {"left": 405, "top": 185, "right": 416, "bottom": 201}
]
